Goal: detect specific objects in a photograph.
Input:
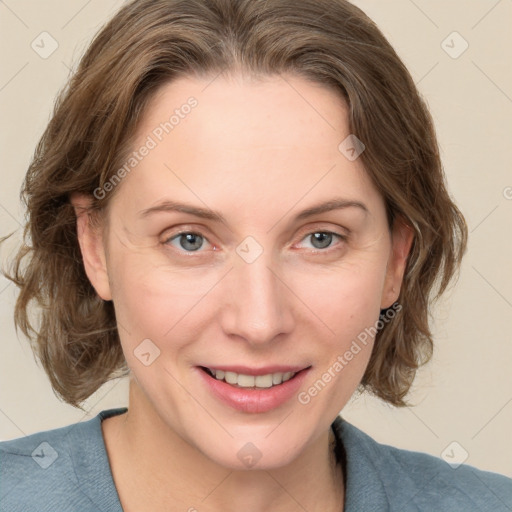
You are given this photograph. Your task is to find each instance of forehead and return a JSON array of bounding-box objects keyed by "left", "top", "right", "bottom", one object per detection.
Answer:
[
  {"left": 140, "top": 73, "right": 345, "bottom": 146},
  {"left": 113, "top": 73, "right": 382, "bottom": 219}
]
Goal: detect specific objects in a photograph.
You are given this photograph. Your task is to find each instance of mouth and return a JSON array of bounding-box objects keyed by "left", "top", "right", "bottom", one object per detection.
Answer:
[
  {"left": 196, "top": 364, "right": 312, "bottom": 413},
  {"left": 198, "top": 365, "right": 311, "bottom": 389}
]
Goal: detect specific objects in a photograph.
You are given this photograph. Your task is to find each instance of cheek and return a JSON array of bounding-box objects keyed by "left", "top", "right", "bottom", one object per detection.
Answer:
[
  {"left": 296, "top": 255, "right": 387, "bottom": 337},
  {"left": 108, "top": 250, "right": 220, "bottom": 354},
  {"left": 107, "top": 226, "right": 389, "bottom": 365},
  {"left": 292, "top": 261, "right": 387, "bottom": 414}
]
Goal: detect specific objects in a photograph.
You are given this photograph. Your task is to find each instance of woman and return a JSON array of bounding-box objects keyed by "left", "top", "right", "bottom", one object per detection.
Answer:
[{"left": 1, "top": 0, "right": 511, "bottom": 510}]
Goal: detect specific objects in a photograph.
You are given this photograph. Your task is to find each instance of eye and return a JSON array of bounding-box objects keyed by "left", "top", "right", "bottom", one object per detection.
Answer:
[
  {"left": 162, "top": 229, "right": 346, "bottom": 254},
  {"left": 297, "top": 231, "right": 346, "bottom": 251},
  {"left": 164, "top": 231, "right": 211, "bottom": 252}
]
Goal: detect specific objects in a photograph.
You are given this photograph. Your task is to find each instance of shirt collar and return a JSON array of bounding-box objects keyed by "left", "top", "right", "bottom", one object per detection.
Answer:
[
  {"left": 67, "top": 407, "right": 126, "bottom": 511},
  {"left": 78, "top": 408, "right": 395, "bottom": 511},
  {"left": 331, "top": 415, "right": 391, "bottom": 511}
]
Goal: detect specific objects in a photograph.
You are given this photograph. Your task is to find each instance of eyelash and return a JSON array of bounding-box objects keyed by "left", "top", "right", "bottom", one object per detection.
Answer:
[{"left": 162, "top": 228, "right": 348, "bottom": 255}]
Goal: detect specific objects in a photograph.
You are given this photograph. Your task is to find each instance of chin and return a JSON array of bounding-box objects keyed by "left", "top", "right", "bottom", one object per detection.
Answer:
[{"left": 193, "top": 431, "right": 309, "bottom": 471}]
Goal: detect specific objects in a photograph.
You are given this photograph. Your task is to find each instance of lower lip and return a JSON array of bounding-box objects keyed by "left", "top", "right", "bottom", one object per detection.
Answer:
[{"left": 196, "top": 366, "right": 311, "bottom": 414}]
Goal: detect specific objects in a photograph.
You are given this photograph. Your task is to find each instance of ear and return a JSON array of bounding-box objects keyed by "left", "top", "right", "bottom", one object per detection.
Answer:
[
  {"left": 70, "top": 192, "right": 112, "bottom": 301},
  {"left": 380, "top": 215, "right": 414, "bottom": 309}
]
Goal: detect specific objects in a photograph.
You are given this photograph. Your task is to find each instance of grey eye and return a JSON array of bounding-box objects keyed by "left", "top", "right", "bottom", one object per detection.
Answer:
[
  {"left": 170, "top": 233, "right": 205, "bottom": 251},
  {"left": 309, "top": 232, "right": 334, "bottom": 249}
]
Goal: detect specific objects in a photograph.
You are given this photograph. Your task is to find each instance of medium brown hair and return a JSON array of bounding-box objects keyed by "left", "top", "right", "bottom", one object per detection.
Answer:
[{"left": 1, "top": 0, "right": 467, "bottom": 408}]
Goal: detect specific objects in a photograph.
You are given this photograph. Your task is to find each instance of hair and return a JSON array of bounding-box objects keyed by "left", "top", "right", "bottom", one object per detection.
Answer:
[{"left": 1, "top": 0, "right": 467, "bottom": 409}]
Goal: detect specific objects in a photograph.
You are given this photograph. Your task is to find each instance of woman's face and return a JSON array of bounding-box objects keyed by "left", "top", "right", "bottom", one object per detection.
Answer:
[{"left": 80, "top": 73, "right": 411, "bottom": 469}]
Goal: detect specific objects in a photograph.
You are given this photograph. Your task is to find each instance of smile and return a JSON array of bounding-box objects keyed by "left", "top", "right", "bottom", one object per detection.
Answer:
[
  {"left": 202, "top": 367, "right": 298, "bottom": 388},
  {"left": 197, "top": 365, "right": 312, "bottom": 413}
]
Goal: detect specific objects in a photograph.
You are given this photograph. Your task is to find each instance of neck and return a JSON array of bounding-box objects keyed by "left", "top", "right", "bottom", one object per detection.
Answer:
[{"left": 102, "top": 380, "right": 344, "bottom": 512}]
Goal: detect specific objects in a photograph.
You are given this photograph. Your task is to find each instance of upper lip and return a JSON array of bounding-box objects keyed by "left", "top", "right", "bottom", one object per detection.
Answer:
[{"left": 200, "top": 365, "right": 311, "bottom": 376}]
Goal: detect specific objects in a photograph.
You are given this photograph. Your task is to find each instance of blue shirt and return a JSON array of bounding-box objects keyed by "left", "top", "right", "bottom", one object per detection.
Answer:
[{"left": 1, "top": 407, "right": 511, "bottom": 511}]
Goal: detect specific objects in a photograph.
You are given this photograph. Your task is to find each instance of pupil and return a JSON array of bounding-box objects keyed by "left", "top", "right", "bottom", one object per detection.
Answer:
[
  {"left": 180, "top": 233, "right": 203, "bottom": 251},
  {"left": 312, "top": 232, "right": 332, "bottom": 249}
]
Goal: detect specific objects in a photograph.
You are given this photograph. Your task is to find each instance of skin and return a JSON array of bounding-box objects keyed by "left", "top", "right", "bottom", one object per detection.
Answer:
[{"left": 72, "top": 73, "right": 413, "bottom": 512}]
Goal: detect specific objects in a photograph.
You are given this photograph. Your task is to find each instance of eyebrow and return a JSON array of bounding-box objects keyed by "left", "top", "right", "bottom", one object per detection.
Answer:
[{"left": 138, "top": 197, "right": 369, "bottom": 223}]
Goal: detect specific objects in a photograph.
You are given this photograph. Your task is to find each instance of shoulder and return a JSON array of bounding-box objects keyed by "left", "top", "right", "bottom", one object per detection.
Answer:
[
  {"left": 380, "top": 437, "right": 512, "bottom": 511},
  {"left": 0, "top": 408, "right": 126, "bottom": 512},
  {"left": 0, "top": 418, "right": 93, "bottom": 512},
  {"left": 334, "top": 416, "right": 512, "bottom": 511}
]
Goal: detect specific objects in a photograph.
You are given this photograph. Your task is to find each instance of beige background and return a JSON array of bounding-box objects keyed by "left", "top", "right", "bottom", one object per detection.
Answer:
[{"left": 0, "top": 0, "right": 511, "bottom": 478}]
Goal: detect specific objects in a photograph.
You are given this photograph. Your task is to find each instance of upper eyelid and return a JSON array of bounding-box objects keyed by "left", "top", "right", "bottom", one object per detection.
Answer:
[{"left": 162, "top": 221, "right": 349, "bottom": 239}]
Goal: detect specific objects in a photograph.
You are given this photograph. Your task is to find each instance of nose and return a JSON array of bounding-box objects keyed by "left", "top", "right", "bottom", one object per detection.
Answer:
[{"left": 219, "top": 247, "right": 295, "bottom": 347}]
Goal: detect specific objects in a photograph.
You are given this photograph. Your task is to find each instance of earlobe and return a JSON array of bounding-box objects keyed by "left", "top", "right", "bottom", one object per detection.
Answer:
[
  {"left": 70, "top": 192, "right": 112, "bottom": 301},
  {"left": 380, "top": 215, "right": 414, "bottom": 309}
]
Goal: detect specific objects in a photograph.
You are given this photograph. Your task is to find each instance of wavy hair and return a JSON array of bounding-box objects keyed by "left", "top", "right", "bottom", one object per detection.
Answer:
[{"left": 1, "top": 0, "right": 467, "bottom": 408}]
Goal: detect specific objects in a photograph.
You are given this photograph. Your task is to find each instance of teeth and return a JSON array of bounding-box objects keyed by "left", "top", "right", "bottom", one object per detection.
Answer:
[{"left": 208, "top": 368, "right": 297, "bottom": 388}]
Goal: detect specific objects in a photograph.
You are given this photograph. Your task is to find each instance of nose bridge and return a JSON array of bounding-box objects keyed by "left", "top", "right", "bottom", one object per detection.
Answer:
[{"left": 221, "top": 242, "right": 294, "bottom": 344}]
